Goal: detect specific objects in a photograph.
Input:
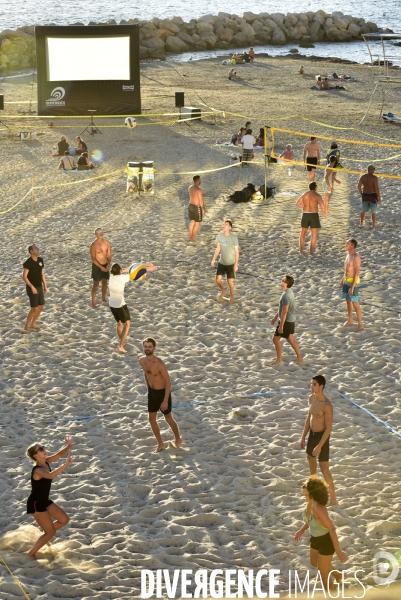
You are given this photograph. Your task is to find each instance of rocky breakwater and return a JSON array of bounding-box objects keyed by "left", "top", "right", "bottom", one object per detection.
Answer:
[
  {"left": 0, "top": 12, "right": 380, "bottom": 74},
  {"left": 137, "top": 11, "right": 379, "bottom": 59}
]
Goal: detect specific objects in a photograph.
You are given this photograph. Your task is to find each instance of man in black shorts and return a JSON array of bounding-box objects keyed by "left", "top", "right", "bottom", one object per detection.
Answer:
[
  {"left": 139, "top": 338, "right": 182, "bottom": 453},
  {"left": 188, "top": 175, "right": 205, "bottom": 242},
  {"left": 90, "top": 228, "right": 111, "bottom": 307},
  {"left": 22, "top": 244, "right": 48, "bottom": 331},
  {"left": 270, "top": 275, "right": 303, "bottom": 364},
  {"left": 300, "top": 375, "right": 338, "bottom": 505},
  {"left": 296, "top": 182, "right": 326, "bottom": 255},
  {"left": 303, "top": 136, "right": 321, "bottom": 182},
  {"left": 211, "top": 219, "right": 239, "bottom": 304}
]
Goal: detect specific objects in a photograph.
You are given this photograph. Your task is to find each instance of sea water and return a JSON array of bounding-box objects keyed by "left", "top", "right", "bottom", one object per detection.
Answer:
[{"left": 1, "top": 0, "right": 399, "bottom": 64}]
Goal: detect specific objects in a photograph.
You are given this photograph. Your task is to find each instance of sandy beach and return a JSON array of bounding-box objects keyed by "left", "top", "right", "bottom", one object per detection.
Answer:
[{"left": 0, "top": 55, "right": 401, "bottom": 599}]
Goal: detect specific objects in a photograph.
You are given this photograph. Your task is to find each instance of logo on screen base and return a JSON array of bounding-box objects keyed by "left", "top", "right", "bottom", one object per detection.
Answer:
[
  {"left": 46, "top": 86, "right": 66, "bottom": 106},
  {"left": 123, "top": 85, "right": 135, "bottom": 91}
]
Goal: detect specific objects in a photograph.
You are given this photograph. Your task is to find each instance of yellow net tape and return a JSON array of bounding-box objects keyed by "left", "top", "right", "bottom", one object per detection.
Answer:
[
  {"left": 271, "top": 127, "right": 401, "bottom": 149},
  {"left": 0, "top": 554, "right": 31, "bottom": 600}
]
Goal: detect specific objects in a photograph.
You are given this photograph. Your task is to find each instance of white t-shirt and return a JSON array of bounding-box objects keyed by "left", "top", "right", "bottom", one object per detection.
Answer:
[
  {"left": 59, "top": 155, "right": 76, "bottom": 170},
  {"left": 109, "top": 274, "right": 130, "bottom": 308},
  {"left": 242, "top": 134, "right": 256, "bottom": 150}
]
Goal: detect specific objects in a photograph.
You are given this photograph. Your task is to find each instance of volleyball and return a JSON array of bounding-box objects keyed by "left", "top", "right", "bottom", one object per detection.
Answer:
[
  {"left": 129, "top": 262, "right": 147, "bottom": 281},
  {"left": 125, "top": 117, "right": 137, "bottom": 129}
]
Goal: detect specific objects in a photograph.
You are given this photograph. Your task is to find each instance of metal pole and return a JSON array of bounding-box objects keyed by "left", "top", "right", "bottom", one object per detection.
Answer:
[{"left": 264, "top": 126, "right": 268, "bottom": 201}]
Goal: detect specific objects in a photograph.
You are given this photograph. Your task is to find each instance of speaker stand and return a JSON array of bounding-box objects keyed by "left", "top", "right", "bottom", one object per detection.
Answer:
[
  {"left": 171, "top": 107, "right": 190, "bottom": 127},
  {"left": 0, "top": 120, "right": 10, "bottom": 129},
  {"left": 81, "top": 110, "right": 102, "bottom": 136}
]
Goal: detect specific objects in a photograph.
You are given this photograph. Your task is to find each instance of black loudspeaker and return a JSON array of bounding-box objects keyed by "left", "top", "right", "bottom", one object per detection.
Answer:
[
  {"left": 175, "top": 91, "right": 184, "bottom": 108},
  {"left": 0, "top": 95, "right": 4, "bottom": 110}
]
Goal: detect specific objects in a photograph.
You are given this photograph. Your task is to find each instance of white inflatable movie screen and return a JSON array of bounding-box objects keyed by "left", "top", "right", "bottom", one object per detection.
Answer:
[{"left": 46, "top": 36, "right": 130, "bottom": 81}]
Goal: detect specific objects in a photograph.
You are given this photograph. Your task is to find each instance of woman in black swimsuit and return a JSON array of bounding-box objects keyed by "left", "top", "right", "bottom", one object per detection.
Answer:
[{"left": 26, "top": 437, "right": 74, "bottom": 558}]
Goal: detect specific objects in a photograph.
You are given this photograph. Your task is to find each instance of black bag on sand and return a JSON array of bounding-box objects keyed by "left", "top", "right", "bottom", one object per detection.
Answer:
[
  {"left": 258, "top": 184, "right": 276, "bottom": 199},
  {"left": 230, "top": 183, "right": 255, "bottom": 203}
]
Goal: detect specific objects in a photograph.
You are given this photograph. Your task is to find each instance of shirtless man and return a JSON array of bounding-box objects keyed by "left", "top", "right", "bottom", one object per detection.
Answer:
[
  {"left": 139, "top": 338, "right": 182, "bottom": 453},
  {"left": 296, "top": 182, "right": 327, "bottom": 255},
  {"left": 340, "top": 238, "right": 363, "bottom": 330},
  {"left": 357, "top": 165, "right": 382, "bottom": 228},
  {"left": 303, "top": 136, "right": 321, "bottom": 182},
  {"left": 90, "top": 228, "right": 111, "bottom": 307},
  {"left": 188, "top": 175, "right": 205, "bottom": 242},
  {"left": 322, "top": 155, "right": 341, "bottom": 214},
  {"left": 300, "top": 375, "right": 337, "bottom": 505}
]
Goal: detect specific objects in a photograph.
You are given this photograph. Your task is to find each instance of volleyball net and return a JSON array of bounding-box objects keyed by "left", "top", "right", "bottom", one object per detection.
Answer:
[{"left": 269, "top": 127, "right": 401, "bottom": 180}]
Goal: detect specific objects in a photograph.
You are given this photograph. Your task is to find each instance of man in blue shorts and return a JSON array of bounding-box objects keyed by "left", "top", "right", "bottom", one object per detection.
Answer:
[{"left": 357, "top": 165, "right": 382, "bottom": 228}]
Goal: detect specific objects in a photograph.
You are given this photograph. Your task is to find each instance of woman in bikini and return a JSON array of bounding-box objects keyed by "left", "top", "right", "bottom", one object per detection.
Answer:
[
  {"left": 26, "top": 437, "right": 74, "bottom": 558},
  {"left": 294, "top": 475, "right": 347, "bottom": 591}
]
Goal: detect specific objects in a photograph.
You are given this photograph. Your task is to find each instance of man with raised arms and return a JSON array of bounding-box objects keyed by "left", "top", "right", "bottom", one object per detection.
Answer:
[
  {"left": 357, "top": 165, "right": 382, "bottom": 228},
  {"left": 90, "top": 227, "right": 111, "bottom": 308},
  {"left": 340, "top": 238, "right": 363, "bottom": 330},
  {"left": 303, "top": 136, "right": 321, "bottom": 182},
  {"left": 296, "top": 182, "right": 327, "bottom": 255},
  {"left": 300, "top": 375, "right": 338, "bottom": 505},
  {"left": 139, "top": 338, "right": 182, "bottom": 453},
  {"left": 188, "top": 175, "right": 205, "bottom": 242}
]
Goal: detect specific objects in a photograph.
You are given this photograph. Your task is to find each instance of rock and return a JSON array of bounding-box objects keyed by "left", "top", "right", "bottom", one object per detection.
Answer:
[
  {"left": 139, "top": 45, "right": 149, "bottom": 59},
  {"left": 348, "top": 22, "right": 361, "bottom": 37},
  {"left": 240, "top": 23, "right": 256, "bottom": 38},
  {"left": 194, "top": 41, "right": 208, "bottom": 51},
  {"left": 200, "top": 32, "right": 218, "bottom": 48},
  {"left": 1, "top": 38, "right": 12, "bottom": 52},
  {"left": 165, "top": 35, "right": 189, "bottom": 53},
  {"left": 308, "top": 21, "right": 321, "bottom": 41},
  {"left": 299, "top": 36, "right": 315, "bottom": 48},
  {"left": 243, "top": 12, "right": 259, "bottom": 22},
  {"left": 255, "top": 32, "right": 272, "bottom": 44},
  {"left": 366, "top": 22, "right": 378, "bottom": 32},
  {"left": 251, "top": 20, "right": 264, "bottom": 32},
  {"left": 325, "top": 27, "right": 342, "bottom": 41},
  {"left": 264, "top": 19, "right": 278, "bottom": 31},
  {"left": 0, "top": 53, "right": 8, "bottom": 65},
  {"left": 215, "top": 27, "right": 234, "bottom": 43},
  {"left": 271, "top": 13, "right": 286, "bottom": 25},
  {"left": 171, "top": 16, "right": 184, "bottom": 26},
  {"left": 231, "top": 32, "right": 250, "bottom": 46},
  {"left": 177, "top": 31, "right": 195, "bottom": 46},
  {"left": 198, "top": 14, "right": 215, "bottom": 24},
  {"left": 196, "top": 21, "right": 214, "bottom": 34},
  {"left": 272, "top": 28, "right": 287, "bottom": 45},
  {"left": 289, "top": 48, "right": 299, "bottom": 53},
  {"left": 333, "top": 16, "right": 351, "bottom": 30},
  {"left": 155, "top": 28, "right": 174, "bottom": 42},
  {"left": 158, "top": 19, "right": 180, "bottom": 33},
  {"left": 218, "top": 12, "right": 231, "bottom": 19},
  {"left": 141, "top": 35, "right": 165, "bottom": 59},
  {"left": 313, "top": 13, "right": 325, "bottom": 25}
]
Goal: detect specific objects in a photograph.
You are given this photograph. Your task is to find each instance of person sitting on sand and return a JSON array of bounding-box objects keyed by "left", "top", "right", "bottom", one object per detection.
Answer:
[
  {"left": 232, "top": 53, "right": 244, "bottom": 64},
  {"left": 228, "top": 68, "right": 238, "bottom": 81},
  {"left": 77, "top": 151, "right": 95, "bottom": 170},
  {"left": 299, "top": 65, "right": 304, "bottom": 74},
  {"left": 57, "top": 136, "right": 69, "bottom": 155},
  {"left": 249, "top": 47, "right": 255, "bottom": 61},
  {"left": 294, "top": 476, "right": 347, "bottom": 593},
  {"left": 139, "top": 337, "right": 182, "bottom": 452},
  {"left": 280, "top": 144, "right": 294, "bottom": 161},
  {"left": 322, "top": 77, "right": 330, "bottom": 90},
  {"left": 316, "top": 76, "right": 324, "bottom": 89},
  {"left": 242, "top": 51, "right": 251, "bottom": 63},
  {"left": 109, "top": 262, "right": 158, "bottom": 353},
  {"left": 58, "top": 150, "right": 76, "bottom": 171},
  {"left": 75, "top": 136, "right": 88, "bottom": 155},
  {"left": 26, "top": 437, "right": 74, "bottom": 559},
  {"left": 231, "top": 127, "right": 246, "bottom": 145}
]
